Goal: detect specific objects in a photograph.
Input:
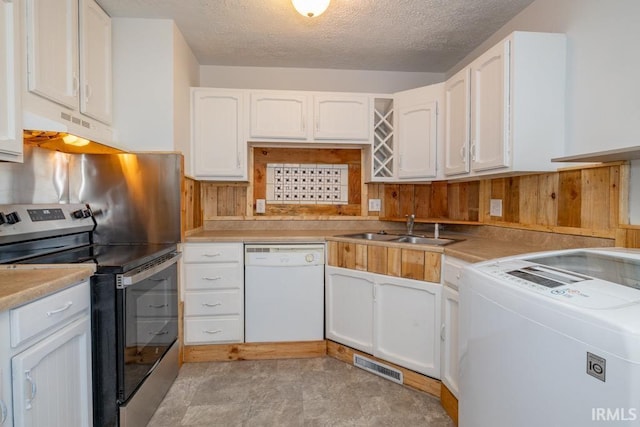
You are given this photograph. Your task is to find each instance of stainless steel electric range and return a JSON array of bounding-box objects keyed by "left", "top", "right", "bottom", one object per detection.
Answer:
[{"left": 0, "top": 203, "right": 180, "bottom": 427}]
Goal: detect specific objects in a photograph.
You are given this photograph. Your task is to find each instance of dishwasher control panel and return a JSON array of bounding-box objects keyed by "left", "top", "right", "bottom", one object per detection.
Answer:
[{"left": 244, "top": 244, "right": 325, "bottom": 266}]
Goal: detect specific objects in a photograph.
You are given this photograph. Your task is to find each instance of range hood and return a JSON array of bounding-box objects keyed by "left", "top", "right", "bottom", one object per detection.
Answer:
[{"left": 22, "top": 111, "right": 125, "bottom": 154}]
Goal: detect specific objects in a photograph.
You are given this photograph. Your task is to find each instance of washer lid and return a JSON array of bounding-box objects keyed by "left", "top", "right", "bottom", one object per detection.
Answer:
[{"left": 477, "top": 258, "right": 640, "bottom": 310}]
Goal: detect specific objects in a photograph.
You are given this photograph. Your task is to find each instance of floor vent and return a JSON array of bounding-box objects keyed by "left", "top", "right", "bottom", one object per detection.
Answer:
[{"left": 353, "top": 354, "right": 403, "bottom": 384}]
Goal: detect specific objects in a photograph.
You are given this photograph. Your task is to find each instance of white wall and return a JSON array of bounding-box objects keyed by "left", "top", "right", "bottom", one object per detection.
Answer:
[
  {"left": 173, "top": 23, "right": 200, "bottom": 175},
  {"left": 448, "top": 0, "right": 640, "bottom": 158},
  {"left": 112, "top": 19, "right": 175, "bottom": 151},
  {"left": 199, "top": 65, "right": 443, "bottom": 93}
]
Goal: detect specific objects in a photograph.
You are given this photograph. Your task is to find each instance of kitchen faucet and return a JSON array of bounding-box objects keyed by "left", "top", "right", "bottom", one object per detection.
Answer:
[{"left": 406, "top": 214, "right": 415, "bottom": 235}]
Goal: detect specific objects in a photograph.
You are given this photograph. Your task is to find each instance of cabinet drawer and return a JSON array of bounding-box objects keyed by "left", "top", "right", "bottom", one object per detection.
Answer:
[
  {"left": 184, "top": 317, "right": 242, "bottom": 344},
  {"left": 184, "top": 264, "right": 243, "bottom": 290},
  {"left": 184, "top": 290, "right": 242, "bottom": 316},
  {"left": 183, "top": 243, "right": 243, "bottom": 263},
  {"left": 443, "top": 257, "right": 470, "bottom": 290},
  {"left": 10, "top": 280, "right": 90, "bottom": 348}
]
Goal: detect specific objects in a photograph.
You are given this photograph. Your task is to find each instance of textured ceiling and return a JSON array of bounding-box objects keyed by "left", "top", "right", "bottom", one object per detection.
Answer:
[{"left": 96, "top": 0, "right": 535, "bottom": 72}]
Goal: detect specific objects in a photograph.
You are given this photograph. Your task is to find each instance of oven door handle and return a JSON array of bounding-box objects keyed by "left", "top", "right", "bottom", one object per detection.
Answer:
[{"left": 116, "top": 252, "right": 181, "bottom": 288}]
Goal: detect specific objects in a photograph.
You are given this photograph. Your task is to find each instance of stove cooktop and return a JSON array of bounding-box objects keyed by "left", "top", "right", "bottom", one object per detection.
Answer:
[{"left": 14, "top": 242, "right": 177, "bottom": 274}]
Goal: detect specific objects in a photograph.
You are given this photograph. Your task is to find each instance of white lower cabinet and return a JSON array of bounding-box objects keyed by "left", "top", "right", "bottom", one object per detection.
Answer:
[
  {"left": 440, "top": 256, "right": 468, "bottom": 398},
  {"left": 12, "top": 316, "right": 92, "bottom": 427},
  {"left": 325, "top": 268, "right": 374, "bottom": 354},
  {"left": 0, "top": 280, "right": 92, "bottom": 427},
  {"left": 375, "top": 276, "right": 441, "bottom": 377},
  {"left": 326, "top": 266, "right": 441, "bottom": 378},
  {"left": 182, "top": 243, "right": 244, "bottom": 344}
]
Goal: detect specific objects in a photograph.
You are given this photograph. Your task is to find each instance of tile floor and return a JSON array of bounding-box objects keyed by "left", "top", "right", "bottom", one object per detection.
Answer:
[{"left": 147, "top": 357, "right": 454, "bottom": 426}]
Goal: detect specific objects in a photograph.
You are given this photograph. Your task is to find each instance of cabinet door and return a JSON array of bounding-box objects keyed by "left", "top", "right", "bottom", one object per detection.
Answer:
[
  {"left": 470, "top": 39, "right": 511, "bottom": 172},
  {"left": 0, "top": 0, "right": 22, "bottom": 162},
  {"left": 441, "top": 285, "right": 460, "bottom": 398},
  {"left": 79, "top": 0, "right": 112, "bottom": 124},
  {"left": 325, "top": 267, "right": 374, "bottom": 354},
  {"left": 374, "top": 276, "right": 441, "bottom": 377},
  {"left": 250, "top": 92, "right": 308, "bottom": 139},
  {"left": 397, "top": 102, "right": 437, "bottom": 179},
  {"left": 444, "top": 68, "right": 470, "bottom": 176},
  {"left": 11, "top": 316, "right": 92, "bottom": 427},
  {"left": 313, "top": 95, "right": 370, "bottom": 140},
  {"left": 191, "top": 89, "right": 246, "bottom": 179},
  {"left": 25, "top": 0, "right": 79, "bottom": 109},
  {"left": 395, "top": 85, "right": 441, "bottom": 180}
]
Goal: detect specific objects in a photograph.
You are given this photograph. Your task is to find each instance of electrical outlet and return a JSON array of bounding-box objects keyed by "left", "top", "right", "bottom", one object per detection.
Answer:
[
  {"left": 368, "top": 199, "right": 381, "bottom": 212},
  {"left": 256, "top": 199, "right": 266, "bottom": 214},
  {"left": 490, "top": 199, "right": 503, "bottom": 217}
]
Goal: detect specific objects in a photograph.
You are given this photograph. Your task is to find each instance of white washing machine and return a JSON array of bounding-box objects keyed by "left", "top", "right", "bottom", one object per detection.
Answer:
[{"left": 459, "top": 248, "right": 640, "bottom": 427}]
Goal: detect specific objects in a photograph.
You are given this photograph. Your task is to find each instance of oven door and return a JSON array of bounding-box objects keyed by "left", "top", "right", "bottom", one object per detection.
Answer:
[{"left": 116, "top": 255, "right": 179, "bottom": 403}]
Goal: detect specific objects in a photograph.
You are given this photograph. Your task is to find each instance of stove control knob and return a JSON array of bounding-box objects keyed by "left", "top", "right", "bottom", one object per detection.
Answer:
[
  {"left": 0, "top": 213, "right": 6, "bottom": 225},
  {"left": 71, "top": 209, "right": 92, "bottom": 219},
  {"left": 6, "top": 211, "right": 20, "bottom": 225}
]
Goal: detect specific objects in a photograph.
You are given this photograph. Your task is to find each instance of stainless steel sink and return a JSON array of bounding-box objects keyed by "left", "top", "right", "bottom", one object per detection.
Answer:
[
  {"left": 337, "top": 232, "right": 399, "bottom": 242},
  {"left": 391, "top": 236, "right": 462, "bottom": 246},
  {"left": 336, "top": 232, "right": 463, "bottom": 246}
]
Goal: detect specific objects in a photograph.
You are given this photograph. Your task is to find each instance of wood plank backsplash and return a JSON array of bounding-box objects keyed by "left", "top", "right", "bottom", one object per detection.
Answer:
[{"left": 183, "top": 158, "right": 629, "bottom": 243}]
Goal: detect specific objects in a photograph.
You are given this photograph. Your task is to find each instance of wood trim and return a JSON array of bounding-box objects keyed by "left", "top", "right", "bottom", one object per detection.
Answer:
[
  {"left": 440, "top": 383, "right": 459, "bottom": 425},
  {"left": 326, "top": 340, "right": 441, "bottom": 398},
  {"left": 183, "top": 341, "right": 327, "bottom": 362}
]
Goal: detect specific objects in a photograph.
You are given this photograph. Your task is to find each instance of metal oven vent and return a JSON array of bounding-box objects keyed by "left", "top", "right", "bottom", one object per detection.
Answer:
[{"left": 353, "top": 354, "right": 403, "bottom": 384}]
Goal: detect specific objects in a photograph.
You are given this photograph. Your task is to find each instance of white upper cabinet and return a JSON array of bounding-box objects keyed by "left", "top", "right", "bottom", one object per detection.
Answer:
[
  {"left": 250, "top": 91, "right": 309, "bottom": 140},
  {"left": 469, "top": 40, "right": 510, "bottom": 172},
  {"left": 313, "top": 94, "right": 370, "bottom": 140},
  {"left": 22, "top": 0, "right": 114, "bottom": 143},
  {"left": 249, "top": 90, "right": 371, "bottom": 143},
  {"left": 191, "top": 88, "right": 247, "bottom": 180},
  {"left": 395, "top": 83, "right": 443, "bottom": 180},
  {"left": 0, "top": 0, "right": 22, "bottom": 162},
  {"left": 25, "top": 0, "right": 79, "bottom": 109},
  {"left": 79, "top": 0, "right": 112, "bottom": 124},
  {"left": 444, "top": 68, "right": 470, "bottom": 176},
  {"left": 468, "top": 31, "right": 566, "bottom": 175}
]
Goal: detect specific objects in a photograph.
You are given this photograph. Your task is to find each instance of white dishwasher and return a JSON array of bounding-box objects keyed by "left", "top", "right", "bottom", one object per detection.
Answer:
[{"left": 245, "top": 243, "right": 325, "bottom": 342}]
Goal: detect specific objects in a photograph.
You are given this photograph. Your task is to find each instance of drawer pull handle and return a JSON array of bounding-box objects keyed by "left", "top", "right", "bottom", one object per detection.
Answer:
[
  {"left": 203, "top": 276, "right": 222, "bottom": 281},
  {"left": 46, "top": 301, "right": 73, "bottom": 317},
  {"left": 25, "top": 370, "right": 37, "bottom": 410},
  {"left": 203, "top": 329, "right": 222, "bottom": 335},
  {"left": 440, "top": 324, "right": 446, "bottom": 342},
  {"left": 148, "top": 330, "right": 169, "bottom": 336},
  {"left": 203, "top": 253, "right": 222, "bottom": 258},
  {"left": 148, "top": 303, "right": 168, "bottom": 309},
  {"left": 202, "top": 302, "right": 222, "bottom": 308}
]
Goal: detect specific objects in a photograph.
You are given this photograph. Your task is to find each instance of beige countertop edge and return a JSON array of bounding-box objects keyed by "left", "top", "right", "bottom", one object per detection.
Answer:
[
  {"left": 184, "top": 230, "right": 559, "bottom": 260},
  {"left": 0, "top": 265, "right": 96, "bottom": 312}
]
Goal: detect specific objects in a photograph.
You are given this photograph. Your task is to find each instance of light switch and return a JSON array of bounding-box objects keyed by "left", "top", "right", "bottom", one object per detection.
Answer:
[
  {"left": 369, "top": 199, "right": 381, "bottom": 212},
  {"left": 256, "top": 199, "right": 266, "bottom": 214},
  {"left": 490, "top": 199, "right": 503, "bottom": 217}
]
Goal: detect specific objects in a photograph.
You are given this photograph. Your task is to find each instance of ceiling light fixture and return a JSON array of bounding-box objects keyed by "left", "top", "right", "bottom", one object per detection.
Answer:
[{"left": 292, "top": 0, "right": 330, "bottom": 18}]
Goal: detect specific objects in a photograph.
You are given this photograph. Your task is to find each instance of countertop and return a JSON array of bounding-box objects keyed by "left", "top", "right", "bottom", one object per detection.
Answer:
[
  {"left": 0, "top": 264, "right": 96, "bottom": 311},
  {"left": 185, "top": 229, "right": 565, "bottom": 263}
]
